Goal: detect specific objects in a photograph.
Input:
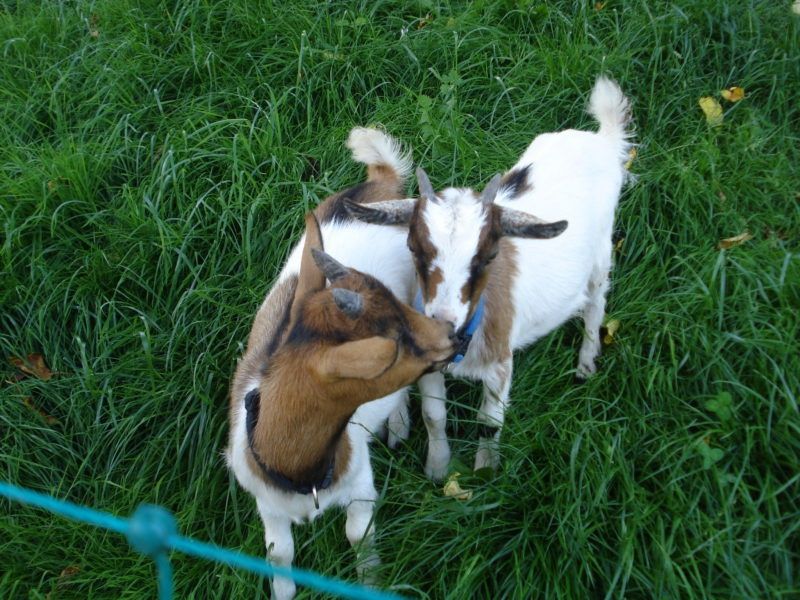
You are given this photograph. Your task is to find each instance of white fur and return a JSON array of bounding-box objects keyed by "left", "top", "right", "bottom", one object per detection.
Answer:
[
  {"left": 418, "top": 78, "right": 633, "bottom": 476},
  {"left": 423, "top": 189, "right": 486, "bottom": 326},
  {"left": 347, "top": 127, "right": 413, "bottom": 181},
  {"left": 228, "top": 129, "right": 414, "bottom": 599}
]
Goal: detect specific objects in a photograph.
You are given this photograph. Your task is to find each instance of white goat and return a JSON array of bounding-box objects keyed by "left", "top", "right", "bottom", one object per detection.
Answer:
[
  {"left": 227, "top": 129, "right": 455, "bottom": 599},
  {"left": 345, "top": 77, "right": 633, "bottom": 478}
]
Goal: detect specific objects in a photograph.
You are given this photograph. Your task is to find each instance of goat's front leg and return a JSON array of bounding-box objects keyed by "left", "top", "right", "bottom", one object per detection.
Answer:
[
  {"left": 474, "top": 358, "right": 513, "bottom": 471},
  {"left": 256, "top": 500, "right": 295, "bottom": 600},
  {"left": 345, "top": 487, "right": 380, "bottom": 585},
  {"left": 419, "top": 371, "right": 450, "bottom": 481}
]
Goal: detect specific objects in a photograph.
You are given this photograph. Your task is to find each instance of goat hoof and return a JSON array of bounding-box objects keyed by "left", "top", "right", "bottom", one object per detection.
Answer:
[
  {"left": 474, "top": 449, "right": 500, "bottom": 472},
  {"left": 386, "top": 421, "right": 410, "bottom": 450},
  {"left": 424, "top": 458, "right": 450, "bottom": 482},
  {"left": 576, "top": 361, "right": 597, "bottom": 381}
]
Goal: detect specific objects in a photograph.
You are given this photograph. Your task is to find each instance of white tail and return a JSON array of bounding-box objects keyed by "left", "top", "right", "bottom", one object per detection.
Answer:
[
  {"left": 588, "top": 77, "right": 632, "bottom": 141},
  {"left": 346, "top": 127, "right": 412, "bottom": 182}
]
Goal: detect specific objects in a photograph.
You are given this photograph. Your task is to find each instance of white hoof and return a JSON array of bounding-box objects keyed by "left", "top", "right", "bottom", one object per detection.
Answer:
[{"left": 424, "top": 449, "right": 451, "bottom": 482}]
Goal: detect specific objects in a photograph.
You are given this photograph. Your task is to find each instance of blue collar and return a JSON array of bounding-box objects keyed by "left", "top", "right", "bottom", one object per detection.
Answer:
[{"left": 414, "top": 291, "right": 486, "bottom": 363}]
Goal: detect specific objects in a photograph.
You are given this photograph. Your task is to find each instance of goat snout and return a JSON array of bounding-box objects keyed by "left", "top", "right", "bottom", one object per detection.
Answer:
[{"left": 431, "top": 309, "right": 459, "bottom": 330}]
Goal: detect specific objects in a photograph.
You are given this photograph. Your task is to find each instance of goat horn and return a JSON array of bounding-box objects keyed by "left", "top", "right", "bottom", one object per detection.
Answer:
[
  {"left": 480, "top": 173, "right": 503, "bottom": 206},
  {"left": 331, "top": 288, "right": 364, "bottom": 318},
  {"left": 311, "top": 249, "right": 349, "bottom": 282},
  {"left": 416, "top": 167, "right": 438, "bottom": 203}
]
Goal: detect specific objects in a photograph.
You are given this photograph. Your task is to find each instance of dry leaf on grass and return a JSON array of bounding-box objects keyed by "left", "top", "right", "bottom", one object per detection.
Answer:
[
  {"left": 624, "top": 147, "right": 637, "bottom": 171},
  {"left": 59, "top": 565, "right": 80, "bottom": 580},
  {"left": 699, "top": 96, "right": 723, "bottom": 126},
  {"left": 443, "top": 473, "right": 472, "bottom": 501},
  {"left": 22, "top": 397, "right": 59, "bottom": 425},
  {"left": 614, "top": 237, "right": 625, "bottom": 253},
  {"left": 718, "top": 231, "right": 753, "bottom": 250},
  {"left": 9, "top": 353, "right": 54, "bottom": 380},
  {"left": 46, "top": 565, "right": 81, "bottom": 599},
  {"left": 594, "top": 2, "right": 606, "bottom": 9},
  {"left": 720, "top": 86, "right": 745, "bottom": 102},
  {"left": 602, "top": 319, "right": 620, "bottom": 345},
  {"left": 89, "top": 15, "right": 99, "bottom": 38}
]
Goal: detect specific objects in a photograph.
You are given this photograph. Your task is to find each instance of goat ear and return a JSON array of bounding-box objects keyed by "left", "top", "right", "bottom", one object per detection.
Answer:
[
  {"left": 416, "top": 167, "right": 438, "bottom": 203},
  {"left": 480, "top": 173, "right": 503, "bottom": 206},
  {"left": 314, "top": 336, "right": 398, "bottom": 380},
  {"left": 312, "top": 248, "right": 350, "bottom": 282},
  {"left": 291, "top": 213, "right": 326, "bottom": 321},
  {"left": 343, "top": 198, "right": 416, "bottom": 227},
  {"left": 331, "top": 288, "right": 364, "bottom": 318},
  {"left": 496, "top": 206, "right": 568, "bottom": 239}
]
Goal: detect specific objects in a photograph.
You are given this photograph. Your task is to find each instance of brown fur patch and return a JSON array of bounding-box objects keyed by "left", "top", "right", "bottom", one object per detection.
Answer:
[
  {"left": 229, "top": 275, "right": 297, "bottom": 420},
  {"left": 459, "top": 207, "right": 502, "bottom": 307},
  {"left": 367, "top": 163, "right": 401, "bottom": 183},
  {"left": 408, "top": 198, "right": 441, "bottom": 301},
  {"left": 477, "top": 239, "right": 518, "bottom": 363}
]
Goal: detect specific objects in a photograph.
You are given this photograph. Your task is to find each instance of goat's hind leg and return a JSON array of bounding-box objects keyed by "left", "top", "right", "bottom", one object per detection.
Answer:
[
  {"left": 386, "top": 389, "right": 410, "bottom": 449},
  {"left": 577, "top": 260, "right": 611, "bottom": 380},
  {"left": 256, "top": 500, "right": 296, "bottom": 600}
]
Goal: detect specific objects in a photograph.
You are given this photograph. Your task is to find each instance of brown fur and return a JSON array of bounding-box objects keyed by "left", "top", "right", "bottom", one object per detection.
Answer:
[
  {"left": 407, "top": 198, "right": 444, "bottom": 302},
  {"left": 476, "top": 239, "right": 518, "bottom": 363},
  {"left": 459, "top": 205, "right": 503, "bottom": 310}
]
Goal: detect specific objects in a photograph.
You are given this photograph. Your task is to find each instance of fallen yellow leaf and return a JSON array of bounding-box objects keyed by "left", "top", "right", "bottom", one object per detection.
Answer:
[
  {"left": 624, "top": 147, "right": 637, "bottom": 171},
  {"left": 720, "top": 86, "right": 745, "bottom": 102},
  {"left": 9, "top": 353, "right": 53, "bottom": 381},
  {"left": 614, "top": 237, "right": 625, "bottom": 253},
  {"left": 699, "top": 96, "right": 723, "bottom": 126},
  {"left": 718, "top": 231, "right": 753, "bottom": 250},
  {"left": 594, "top": 1, "right": 606, "bottom": 9},
  {"left": 443, "top": 473, "right": 472, "bottom": 501},
  {"left": 602, "top": 319, "right": 620, "bottom": 345},
  {"left": 45, "top": 565, "right": 81, "bottom": 599}
]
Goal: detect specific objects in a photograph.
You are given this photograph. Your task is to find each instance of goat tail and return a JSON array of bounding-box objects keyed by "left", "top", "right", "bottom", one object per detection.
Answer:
[
  {"left": 588, "top": 76, "right": 632, "bottom": 143},
  {"left": 346, "top": 127, "right": 412, "bottom": 185}
]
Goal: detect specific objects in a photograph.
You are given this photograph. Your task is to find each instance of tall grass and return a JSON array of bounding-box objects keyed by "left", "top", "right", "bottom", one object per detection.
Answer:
[{"left": 1, "top": 1, "right": 798, "bottom": 598}]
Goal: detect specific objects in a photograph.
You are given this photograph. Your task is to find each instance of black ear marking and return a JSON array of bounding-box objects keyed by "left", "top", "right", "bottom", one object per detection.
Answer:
[
  {"left": 497, "top": 206, "right": 568, "bottom": 239},
  {"left": 342, "top": 198, "right": 414, "bottom": 226},
  {"left": 244, "top": 389, "right": 260, "bottom": 437},
  {"left": 500, "top": 165, "right": 532, "bottom": 198},
  {"left": 520, "top": 220, "right": 568, "bottom": 239}
]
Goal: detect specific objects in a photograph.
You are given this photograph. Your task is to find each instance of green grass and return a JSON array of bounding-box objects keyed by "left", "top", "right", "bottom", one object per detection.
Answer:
[{"left": 1, "top": 0, "right": 799, "bottom": 598}]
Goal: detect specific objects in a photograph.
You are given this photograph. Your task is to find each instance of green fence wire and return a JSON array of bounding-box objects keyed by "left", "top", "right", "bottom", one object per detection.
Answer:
[{"left": 0, "top": 482, "right": 404, "bottom": 600}]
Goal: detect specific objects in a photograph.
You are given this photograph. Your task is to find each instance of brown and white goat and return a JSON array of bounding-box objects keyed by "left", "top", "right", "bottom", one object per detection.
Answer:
[
  {"left": 345, "top": 78, "right": 633, "bottom": 478},
  {"left": 227, "top": 130, "right": 455, "bottom": 599}
]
